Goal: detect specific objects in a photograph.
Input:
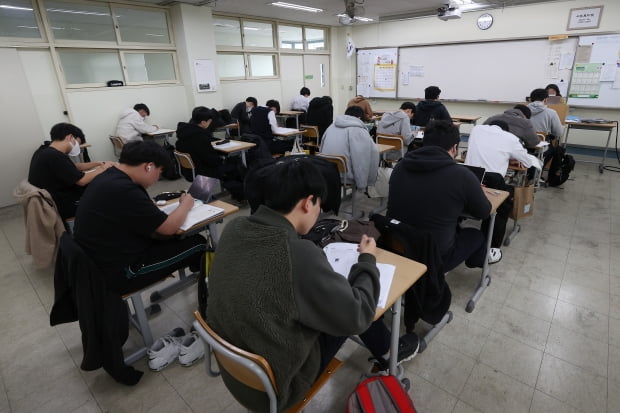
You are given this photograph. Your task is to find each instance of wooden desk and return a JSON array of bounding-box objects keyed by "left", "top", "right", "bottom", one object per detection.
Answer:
[
  {"left": 215, "top": 122, "right": 239, "bottom": 139},
  {"left": 278, "top": 110, "right": 304, "bottom": 129},
  {"left": 466, "top": 188, "right": 509, "bottom": 313},
  {"left": 564, "top": 121, "right": 618, "bottom": 173},
  {"left": 451, "top": 115, "right": 481, "bottom": 125},
  {"left": 373, "top": 248, "right": 427, "bottom": 376},
  {"left": 144, "top": 128, "right": 175, "bottom": 145},
  {"left": 377, "top": 143, "right": 396, "bottom": 154},
  {"left": 212, "top": 139, "right": 256, "bottom": 167}
]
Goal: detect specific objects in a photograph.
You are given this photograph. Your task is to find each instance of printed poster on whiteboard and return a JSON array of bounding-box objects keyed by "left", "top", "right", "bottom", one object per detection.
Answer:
[
  {"left": 356, "top": 48, "right": 398, "bottom": 98},
  {"left": 194, "top": 59, "right": 216, "bottom": 93}
]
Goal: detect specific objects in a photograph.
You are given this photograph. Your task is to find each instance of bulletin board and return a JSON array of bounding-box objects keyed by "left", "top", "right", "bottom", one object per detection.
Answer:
[{"left": 356, "top": 48, "right": 398, "bottom": 98}]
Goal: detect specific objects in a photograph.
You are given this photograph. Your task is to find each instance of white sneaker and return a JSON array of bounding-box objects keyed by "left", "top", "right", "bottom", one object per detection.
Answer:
[
  {"left": 178, "top": 332, "right": 205, "bottom": 367},
  {"left": 488, "top": 248, "right": 502, "bottom": 265},
  {"left": 147, "top": 327, "right": 185, "bottom": 371}
]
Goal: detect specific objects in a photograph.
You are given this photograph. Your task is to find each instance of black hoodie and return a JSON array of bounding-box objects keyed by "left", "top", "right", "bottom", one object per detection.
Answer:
[
  {"left": 413, "top": 100, "right": 452, "bottom": 127},
  {"left": 175, "top": 122, "right": 223, "bottom": 178},
  {"left": 387, "top": 146, "right": 490, "bottom": 254}
]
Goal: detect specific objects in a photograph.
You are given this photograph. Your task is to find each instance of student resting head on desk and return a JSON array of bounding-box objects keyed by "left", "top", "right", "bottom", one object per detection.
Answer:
[
  {"left": 230, "top": 96, "right": 257, "bottom": 135},
  {"left": 387, "top": 120, "right": 502, "bottom": 272},
  {"left": 27, "top": 122, "right": 115, "bottom": 220},
  {"left": 115, "top": 103, "right": 159, "bottom": 142},
  {"left": 206, "top": 157, "right": 419, "bottom": 413},
  {"left": 73, "top": 140, "right": 206, "bottom": 296},
  {"left": 483, "top": 104, "right": 539, "bottom": 148}
]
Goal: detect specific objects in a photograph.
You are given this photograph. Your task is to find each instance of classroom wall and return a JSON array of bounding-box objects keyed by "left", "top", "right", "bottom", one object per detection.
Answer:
[{"left": 330, "top": 0, "right": 620, "bottom": 148}]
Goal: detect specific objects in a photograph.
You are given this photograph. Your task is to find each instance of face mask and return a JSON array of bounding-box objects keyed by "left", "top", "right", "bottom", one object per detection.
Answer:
[{"left": 69, "top": 139, "right": 81, "bottom": 157}]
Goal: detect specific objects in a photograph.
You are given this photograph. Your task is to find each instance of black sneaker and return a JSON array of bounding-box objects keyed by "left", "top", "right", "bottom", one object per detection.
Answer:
[{"left": 370, "top": 332, "right": 420, "bottom": 372}]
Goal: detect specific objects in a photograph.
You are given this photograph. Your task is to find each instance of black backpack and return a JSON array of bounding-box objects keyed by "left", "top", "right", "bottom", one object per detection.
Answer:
[
  {"left": 544, "top": 143, "right": 575, "bottom": 187},
  {"left": 161, "top": 142, "right": 182, "bottom": 180}
]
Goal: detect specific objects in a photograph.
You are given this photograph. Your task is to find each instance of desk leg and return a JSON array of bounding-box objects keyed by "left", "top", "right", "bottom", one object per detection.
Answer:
[
  {"left": 467, "top": 212, "right": 495, "bottom": 313},
  {"left": 389, "top": 296, "right": 402, "bottom": 376},
  {"left": 240, "top": 150, "right": 248, "bottom": 168},
  {"left": 599, "top": 129, "right": 613, "bottom": 173}
]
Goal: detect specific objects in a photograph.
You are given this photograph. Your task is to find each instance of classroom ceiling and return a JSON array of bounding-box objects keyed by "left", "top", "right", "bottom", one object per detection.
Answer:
[{"left": 138, "top": 0, "right": 566, "bottom": 26}]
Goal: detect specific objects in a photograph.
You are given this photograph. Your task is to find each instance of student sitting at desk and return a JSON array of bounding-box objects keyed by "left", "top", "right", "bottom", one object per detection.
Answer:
[
  {"left": 527, "top": 88, "right": 563, "bottom": 139},
  {"left": 483, "top": 105, "right": 540, "bottom": 148},
  {"left": 387, "top": 120, "right": 501, "bottom": 272},
  {"left": 545, "top": 83, "right": 562, "bottom": 97},
  {"left": 377, "top": 101, "right": 417, "bottom": 147},
  {"left": 249, "top": 99, "right": 294, "bottom": 154},
  {"left": 230, "top": 96, "right": 257, "bottom": 135},
  {"left": 290, "top": 86, "right": 311, "bottom": 112},
  {"left": 74, "top": 141, "right": 206, "bottom": 295},
  {"left": 465, "top": 121, "right": 533, "bottom": 248},
  {"left": 176, "top": 106, "right": 245, "bottom": 201},
  {"left": 320, "top": 105, "right": 380, "bottom": 189},
  {"left": 28, "top": 122, "right": 114, "bottom": 220},
  {"left": 346, "top": 95, "right": 374, "bottom": 121},
  {"left": 413, "top": 86, "right": 451, "bottom": 127},
  {"left": 306, "top": 95, "right": 334, "bottom": 139},
  {"left": 207, "top": 158, "right": 419, "bottom": 412},
  {"left": 115, "top": 103, "right": 159, "bottom": 142}
]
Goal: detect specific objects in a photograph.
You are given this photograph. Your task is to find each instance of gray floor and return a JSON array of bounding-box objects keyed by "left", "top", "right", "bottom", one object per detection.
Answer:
[{"left": 1, "top": 160, "right": 619, "bottom": 413}]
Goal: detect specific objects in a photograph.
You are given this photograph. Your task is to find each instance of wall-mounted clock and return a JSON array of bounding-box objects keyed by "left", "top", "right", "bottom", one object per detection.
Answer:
[{"left": 477, "top": 13, "right": 494, "bottom": 30}]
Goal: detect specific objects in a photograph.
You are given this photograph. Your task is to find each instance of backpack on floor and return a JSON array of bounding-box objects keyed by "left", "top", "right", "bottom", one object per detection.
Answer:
[
  {"left": 544, "top": 143, "right": 575, "bottom": 187},
  {"left": 347, "top": 375, "right": 417, "bottom": 413},
  {"left": 161, "top": 142, "right": 181, "bottom": 180}
]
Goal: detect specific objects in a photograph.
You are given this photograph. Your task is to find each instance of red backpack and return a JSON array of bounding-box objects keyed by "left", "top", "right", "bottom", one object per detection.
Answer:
[{"left": 347, "top": 375, "right": 417, "bottom": 413}]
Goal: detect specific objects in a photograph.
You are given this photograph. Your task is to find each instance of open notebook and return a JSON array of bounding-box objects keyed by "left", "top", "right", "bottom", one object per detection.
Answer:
[
  {"left": 159, "top": 200, "right": 224, "bottom": 231},
  {"left": 323, "top": 242, "right": 395, "bottom": 309}
]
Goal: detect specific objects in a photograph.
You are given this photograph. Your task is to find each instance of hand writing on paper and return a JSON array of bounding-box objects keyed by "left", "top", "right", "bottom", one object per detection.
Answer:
[{"left": 357, "top": 234, "right": 377, "bottom": 256}]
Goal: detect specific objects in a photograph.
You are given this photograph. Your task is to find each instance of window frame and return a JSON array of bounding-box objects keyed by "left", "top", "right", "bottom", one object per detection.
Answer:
[
  {"left": 0, "top": 0, "right": 48, "bottom": 43},
  {"left": 120, "top": 49, "right": 179, "bottom": 86}
]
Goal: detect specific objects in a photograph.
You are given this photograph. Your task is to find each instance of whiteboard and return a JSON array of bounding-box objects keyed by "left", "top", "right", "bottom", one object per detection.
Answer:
[
  {"left": 567, "top": 34, "right": 620, "bottom": 109},
  {"left": 356, "top": 48, "right": 398, "bottom": 98},
  {"left": 397, "top": 38, "right": 577, "bottom": 103}
]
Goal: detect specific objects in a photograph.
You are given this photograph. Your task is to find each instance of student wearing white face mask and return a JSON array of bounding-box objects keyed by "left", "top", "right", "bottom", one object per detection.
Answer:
[{"left": 28, "top": 123, "right": 115, "bottom": 220}]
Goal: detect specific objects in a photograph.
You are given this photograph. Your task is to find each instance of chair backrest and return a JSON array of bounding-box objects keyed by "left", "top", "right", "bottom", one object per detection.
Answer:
[
  {"left": 193, "top": 311, "right": 278, "bottom": 411},
  {"left": 376, "top": 133, "right": 404, "bottom": 153},
  {"left": 316, "top": 153, "right": 348, "bottom": 174},
  {"left": 109, "top": 136, "right": 126, "bottom": 158},
  {"left": 173, "top": 150, "right": 196, "bottom": 181},
  {"left": 547, "top": 103, "right": 568, "bottom": 126}
]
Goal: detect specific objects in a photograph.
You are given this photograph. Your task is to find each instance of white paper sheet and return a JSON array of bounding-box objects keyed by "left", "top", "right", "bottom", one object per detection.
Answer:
[
  {"left": 160, "top": 200, "right": 224, "bottom": 231},
  {"left": 323, "top": 242, "right": 395, "bottom": 309}
]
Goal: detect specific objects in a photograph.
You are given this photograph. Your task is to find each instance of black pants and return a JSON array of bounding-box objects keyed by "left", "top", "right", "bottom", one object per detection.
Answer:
[
  {"left": 111, "top": 234, "right": 206, "bottom": 294},
  {"left": 317, "top": 318, "right": 391, "bottom": 376},
  {"left": 481, "top": 172, "right": 514, "bottom": 248},
  {"left": 441, "top": 227, "right": 487, "bottom": 273}
]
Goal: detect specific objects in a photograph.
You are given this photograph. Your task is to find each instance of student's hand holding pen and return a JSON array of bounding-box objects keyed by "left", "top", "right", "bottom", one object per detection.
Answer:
[{"left": 357, "top": 234, "right": 377, "bottom": 256}]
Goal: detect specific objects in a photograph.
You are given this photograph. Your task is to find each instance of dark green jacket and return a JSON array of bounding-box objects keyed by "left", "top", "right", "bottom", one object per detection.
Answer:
[{"left": 207, "top": 206, "right": 380, "bottom": 412}]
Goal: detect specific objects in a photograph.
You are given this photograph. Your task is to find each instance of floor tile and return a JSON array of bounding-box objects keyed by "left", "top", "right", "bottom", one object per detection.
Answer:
[
  {"left": 558, "top": 280, "right": 610, "bottom": 315},
  {"left": 608, "top": 377, "right": 620, "bottom": 413},
  {"left": 551, "top": 300, "right": 609, "bottom": 344},
  {"left": 504, "top": 284, "right": 557, "bottom": 322},
  {"left": 435, "top": 314, "right": 491, "bottom": 359},
  {"left": 459, "top": 363, "right": 534, "bottom": 413},
  {"left": 452, "top": 400, "right": 483, "bottom": 413},
  {"left": 536, "top": 354, "right": 607, "bottom": 413},
  {"left": 529, "top": 390, "right": 582, "bottom": 413},
  {"left": 513, "top": 270, "right": 562, "bottom": 299},
  {"left": 407, "top": 374, "right": 458, "bottom": 413},
  {"left": 492, "top": 306, "right": 551, "bottom": 351},
  {"left": 544, "top": 324, "right": 608, "bottom": 377}
]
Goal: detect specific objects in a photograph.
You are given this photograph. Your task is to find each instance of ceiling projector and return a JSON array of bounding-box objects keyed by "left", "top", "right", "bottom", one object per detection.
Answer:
[{"left": 437, "top": 5, "right": 462, "bottom": 21}]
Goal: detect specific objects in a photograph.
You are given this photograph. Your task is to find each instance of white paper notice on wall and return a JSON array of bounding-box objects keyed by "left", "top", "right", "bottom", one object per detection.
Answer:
[{"left": 194, "top": 59, "right": 217, "bottom": 93}]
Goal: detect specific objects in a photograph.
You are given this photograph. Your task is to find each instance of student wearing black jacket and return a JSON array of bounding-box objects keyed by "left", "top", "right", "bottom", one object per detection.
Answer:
[
  {"left": 387, "top": 120, "right": 500, "bottom": 272},
  {"left": 413, "top": 86, "right": 452, "bottom": 127}
]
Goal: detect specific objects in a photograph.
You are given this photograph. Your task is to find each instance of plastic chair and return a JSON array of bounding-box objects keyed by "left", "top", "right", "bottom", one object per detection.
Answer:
[
  {"left": 109, "top": 136, "right": 126, "bottom": 158},
  {"left": 193, "top": 311, "right": 342, "bottom": 413},
  {"left": 173, "top": 150, "right": 196, "bottom": 181}
]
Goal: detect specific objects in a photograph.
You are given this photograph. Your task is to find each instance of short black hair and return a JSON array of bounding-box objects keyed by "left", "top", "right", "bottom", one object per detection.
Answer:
[
  {"left": 400, "top": 101, "right": 416, "bottom": 113},
  {"left": 513, "top": 104, "right": 531, "bottom": 119},
  {"left": 530, "top": 88, "right": 548, "bottom": 102},
  {"left": 191, "top": 106, "right": 213, "bottom": 123},
  {"left": 300, "top": 87, "right": 310, "bottom": 96},
  {"left": 489, "top": 120, "right": 510, "bottom": 132},
  {"left": 425, "top": 86, "right": 441, "bottom": 100},
  {"left": 252, "top": 157, "right": 327, "bottom": 214},
  {"left": 422, "top": 120, "right": 460, "bottom": 150},
  {"left": 344, "top": 105, "right": 365, "bottom": 119},
  {"left": 50, "top": 122, "right": 83, "bottom": 142},
  {"left": 133, "top": 103, "right": 150, "bottom": 116},
  {"left": 245, "top": 97, "right": 257, "bottom": 106},
  {"left": 545, "top": 83, "right": 561, "bottom": 97},
  {"left": 119, "top": 140, "right": 171, "bottom": 169},
  {"left": 266, "top": 99, "right": 280, "bottom": 114}
]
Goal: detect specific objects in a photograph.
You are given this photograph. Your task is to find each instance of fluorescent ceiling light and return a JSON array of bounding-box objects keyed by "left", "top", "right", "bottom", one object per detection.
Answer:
[
  {"left": 270, "top": 2, "right": 323, "bottom": 13},
  {"left": 46, "top": 8, "right": 110, "bottom": 16},
  {"left": 0, "top": 4, "right": 33, "bottom": 11},
  {"left": 337, "top": 13, "right": 373, "bottom": 22}
]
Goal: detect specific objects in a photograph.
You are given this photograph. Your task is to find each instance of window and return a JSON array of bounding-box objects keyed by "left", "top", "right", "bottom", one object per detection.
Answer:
[
  {"left": 213, "top": 17, "right": 241, "bottom": 47},
  {"left": 58, "top": 49, "right": 123, "bottom": 84},
  {"left": 0, "top": 0, "right": 41, "bottom": 38},
  {"left": 115, "top": 7, "right": 170, "bottom": 44},
  {"left": 248, "top": 54, "right": 276, "bottom": 77},
  {"left": 278, "top": 25, "right": 302, "bottom": 49},
  {"left": 242, "top": 20, "right": 273, "bottom": 48},
  {"left": 45, "top": 1, "right": 115, "bottom": 42},
  {"left": 216, "top": 53, "right": 245, "bottom": 78},
  {"left": 124, "top": 52, "right": 176, "bottom": 83},
  {"left": 305, "top": 27, "right": 326, "bottom": 50}
]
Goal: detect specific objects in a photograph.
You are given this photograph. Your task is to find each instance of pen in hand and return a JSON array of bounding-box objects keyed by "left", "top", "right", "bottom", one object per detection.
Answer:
[{"left": 357, "top": 234, "right": 377, "bottom": 256}]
